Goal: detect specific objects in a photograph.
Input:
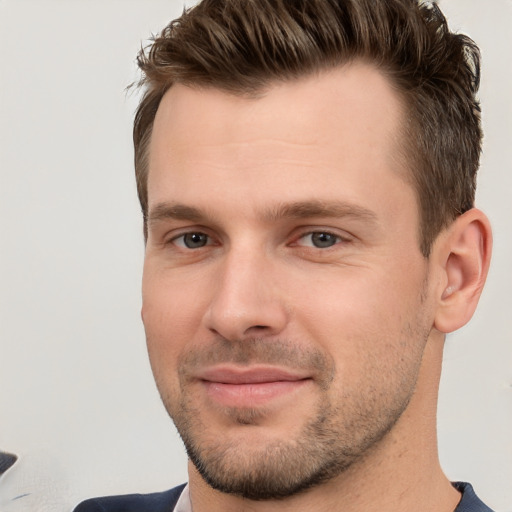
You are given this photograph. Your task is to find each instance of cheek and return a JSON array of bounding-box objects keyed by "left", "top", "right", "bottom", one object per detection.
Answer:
[
  {"left": 294, "top": 266, "right": 428, "bottom": 369},
  {"left": 141, "top": 268, "right": 208, "bottom": 376},
  {"left": 294, "top": 271, "right": 429, "bottom": 419},
  {"left": 142, "top": 261, "right": 209, "bottom": 327}
]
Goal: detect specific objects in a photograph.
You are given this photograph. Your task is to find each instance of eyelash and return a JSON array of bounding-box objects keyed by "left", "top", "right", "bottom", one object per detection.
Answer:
[
  {"left": 293, "top": 231, "right": 346, "bottom": 249},
  {"left": 169, "top": 231, "right": 215, "bottom": 249},
  {"left": 167, "top": 229, "right": 349, "bottom": 251}
]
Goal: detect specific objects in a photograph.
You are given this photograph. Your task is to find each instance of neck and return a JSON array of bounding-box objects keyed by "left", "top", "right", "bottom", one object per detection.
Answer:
[{"left": 188, "top": 332, "right": 460, "bottom": 512}]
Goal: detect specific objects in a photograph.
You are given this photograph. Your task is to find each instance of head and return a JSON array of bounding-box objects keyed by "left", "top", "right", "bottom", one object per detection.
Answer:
[
  {"left": 136, "top": 0, "right": 491, "bottom": 503},
  {"left": 134, "top": 0, "right": 482, "bottom": 257}
]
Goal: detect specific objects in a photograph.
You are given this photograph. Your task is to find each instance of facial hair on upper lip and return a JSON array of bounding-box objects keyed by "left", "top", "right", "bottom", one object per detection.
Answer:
[{"left": 177, "top": 336, "right": 336, "bottom": 391}]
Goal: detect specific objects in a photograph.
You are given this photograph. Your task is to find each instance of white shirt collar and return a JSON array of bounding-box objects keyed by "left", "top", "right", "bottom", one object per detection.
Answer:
[{"left": 173, "top": 483, "right": 192, "bottom": 512}]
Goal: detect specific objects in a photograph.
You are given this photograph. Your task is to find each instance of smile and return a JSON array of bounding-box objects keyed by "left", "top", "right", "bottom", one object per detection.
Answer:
[{"left": 197, "top": 366, "right": 312, "bottom": 408}]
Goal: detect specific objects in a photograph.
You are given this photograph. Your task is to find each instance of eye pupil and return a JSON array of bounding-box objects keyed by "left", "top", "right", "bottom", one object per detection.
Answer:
[
  {"left": 183, "top": 233, "right": 208, "bottom": 248},
  {"left": 311, "top": 232, "right": 337, "bottom": 248}
]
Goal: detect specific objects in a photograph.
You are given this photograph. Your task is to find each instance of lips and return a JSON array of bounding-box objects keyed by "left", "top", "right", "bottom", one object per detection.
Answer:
[
  {"left": 197, "top": 366, "right": 311, "bottom": 407},
  {"left": 199, "top": 366, "right": 310, "bottom": 384}
]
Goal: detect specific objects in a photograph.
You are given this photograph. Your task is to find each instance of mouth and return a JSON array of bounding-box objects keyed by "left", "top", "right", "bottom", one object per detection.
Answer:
[{"left": 197, "top": 366, "right": 312, "bottom": 408}]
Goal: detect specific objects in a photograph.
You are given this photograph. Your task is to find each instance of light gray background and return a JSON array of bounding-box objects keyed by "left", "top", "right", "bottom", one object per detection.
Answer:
[{"left": 0, "top": 1, "right": 511, "bottom": 510}]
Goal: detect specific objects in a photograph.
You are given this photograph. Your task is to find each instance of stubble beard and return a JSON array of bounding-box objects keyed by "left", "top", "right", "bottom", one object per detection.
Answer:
[
  {"left": 154, "top": 332, "right": 428, "bottom": 501},
  {"left": 174, "top": 390, "right": 397, "bottom": 501}
]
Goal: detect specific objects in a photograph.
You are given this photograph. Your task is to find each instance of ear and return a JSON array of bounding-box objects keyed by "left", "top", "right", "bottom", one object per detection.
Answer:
[{"left": 433, "top": 208, "right": 492, "bottom": 334}]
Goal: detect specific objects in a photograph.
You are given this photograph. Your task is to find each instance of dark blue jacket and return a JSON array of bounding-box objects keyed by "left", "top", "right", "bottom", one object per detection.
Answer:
[{"left": 74, "top": 482, "right": 495, "bottom": 511}]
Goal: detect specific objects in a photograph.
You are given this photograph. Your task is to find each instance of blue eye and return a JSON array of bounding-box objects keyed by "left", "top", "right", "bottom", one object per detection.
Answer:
[
  {"left": 299, "top": 232, "right": 341, "bottom": 248},
  {"left": 310, "top": 232, "right": 339, "bottom": 248},
  {"left": 175, "top": 232, "right": 210, "bottom": 249}
]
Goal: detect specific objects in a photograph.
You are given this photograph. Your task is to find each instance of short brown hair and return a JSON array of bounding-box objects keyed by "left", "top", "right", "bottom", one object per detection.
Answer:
[{"left": 134, "top": 0, "right": 482, "bottom": 256}]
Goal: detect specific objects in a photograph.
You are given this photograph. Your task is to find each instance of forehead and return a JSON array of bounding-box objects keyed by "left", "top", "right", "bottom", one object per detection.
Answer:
[
  {"left": 147, "top": 62, "right": 411, "bottom": 217},
  {"left": 151, "top": 63, "right": 404, "bottom": 150}
]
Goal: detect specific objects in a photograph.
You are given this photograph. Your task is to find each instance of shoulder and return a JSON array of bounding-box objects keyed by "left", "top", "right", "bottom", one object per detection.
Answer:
[
  {"left": 453, "top": 482, "right": 496, "bottom": 512},
  {"left": 73, "top": 484, "right": 186, "bottom": 512}
]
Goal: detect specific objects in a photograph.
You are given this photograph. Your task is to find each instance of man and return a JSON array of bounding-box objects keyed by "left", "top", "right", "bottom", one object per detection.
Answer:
[{"left": 75, "top": 0, "right": 494, "bottom": 510}]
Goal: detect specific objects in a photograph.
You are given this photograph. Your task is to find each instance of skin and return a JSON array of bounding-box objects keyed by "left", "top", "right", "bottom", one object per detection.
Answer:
[{"left": 141, "top": 63, "right": 491, "bottom": 512}]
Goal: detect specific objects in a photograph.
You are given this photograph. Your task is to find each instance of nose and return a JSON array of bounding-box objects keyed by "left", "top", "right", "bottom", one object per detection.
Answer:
[{"left": 203, "top": 247, "right": 288, "bottom": 341}]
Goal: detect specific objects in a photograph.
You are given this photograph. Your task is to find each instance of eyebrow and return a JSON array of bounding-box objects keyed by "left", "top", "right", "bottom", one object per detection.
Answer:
[
  {"left": 147, "top": 199, "right": 378, "bottom": 227},
  {"left": 263, "top": 200, "right": 378, "bottom": 223},
  {"left": 148, "top": 203, "right": 208, "bottom": 225}
]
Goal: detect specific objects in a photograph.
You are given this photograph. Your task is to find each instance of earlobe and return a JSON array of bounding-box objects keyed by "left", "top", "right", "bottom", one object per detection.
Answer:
[{"left": 433, "top": 208, "right": 492, "bottom": 334}]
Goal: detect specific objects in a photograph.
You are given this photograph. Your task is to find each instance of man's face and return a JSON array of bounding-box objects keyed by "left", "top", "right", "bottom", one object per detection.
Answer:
[{"left": 142, "top": 63, "right": 436, "bottom": 499}]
